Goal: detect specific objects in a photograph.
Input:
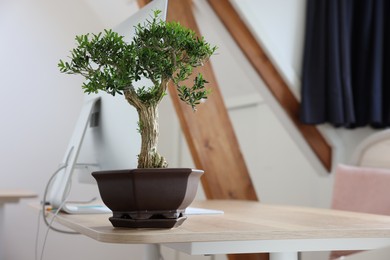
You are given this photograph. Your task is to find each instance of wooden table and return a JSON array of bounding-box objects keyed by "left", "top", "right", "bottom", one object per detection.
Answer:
[
  {"left": 0, "top": 190, "right": 37, "bottom": 260},
  {"left": 50, "top": 200, "right": 390, "bottom": 260}
]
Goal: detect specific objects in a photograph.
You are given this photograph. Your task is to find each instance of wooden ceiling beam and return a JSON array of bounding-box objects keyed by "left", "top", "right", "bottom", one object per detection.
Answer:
[
  {"left": 136, "top": 0, "right": 259, "bottom": 200},
  {"left": 164, "top": 0, "right": 260, "bottom": 202}
]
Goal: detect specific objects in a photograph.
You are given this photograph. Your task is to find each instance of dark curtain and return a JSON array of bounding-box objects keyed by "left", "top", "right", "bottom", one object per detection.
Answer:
[{"left": 300, "top": 0, "right": 390, "bottom": 128}]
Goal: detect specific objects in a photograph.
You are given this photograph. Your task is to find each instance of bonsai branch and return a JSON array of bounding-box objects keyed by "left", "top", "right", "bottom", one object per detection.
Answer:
[{"left": 59, "top": 10, "right": 216, "bottom": 169}]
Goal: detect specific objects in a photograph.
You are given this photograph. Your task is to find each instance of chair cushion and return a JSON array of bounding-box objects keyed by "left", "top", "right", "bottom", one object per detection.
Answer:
[
  {"left": 332, "top": 164, "right": 390, "bottom": 215},
  {"left": 330, "top": 164, "right": 390, "bottom": 259}
]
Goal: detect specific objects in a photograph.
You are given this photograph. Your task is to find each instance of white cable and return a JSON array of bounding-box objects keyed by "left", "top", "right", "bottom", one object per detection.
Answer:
[
  {"left": 35, "top": 209, "right": 41, "bottom": 260},
  {"left": 41, "top": 146, "right": 78, "bottom": 233},
  {"left": 41, "top": 164, "right": 78, "bottom": 234},
  {"left": 40, "top": 191, "right": 75, "bottom": 260},
  {"left": 36, "top": 148, "right": 80, "bottom": 260}
]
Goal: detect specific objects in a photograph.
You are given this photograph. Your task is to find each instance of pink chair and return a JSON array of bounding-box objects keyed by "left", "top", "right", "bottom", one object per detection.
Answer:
[{"left": 330, "top": 164, "right": 390, "bottom": 259}]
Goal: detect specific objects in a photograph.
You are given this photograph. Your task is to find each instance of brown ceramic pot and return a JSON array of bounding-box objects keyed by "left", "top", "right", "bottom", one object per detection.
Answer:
[{"left": 92, "top": 168, "right": 203, "bottom": 228}]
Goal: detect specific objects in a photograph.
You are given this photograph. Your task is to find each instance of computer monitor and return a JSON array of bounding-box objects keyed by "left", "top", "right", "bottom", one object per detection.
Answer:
[{"left": 46, "top": 0, "right": 168, "bottom": 213}]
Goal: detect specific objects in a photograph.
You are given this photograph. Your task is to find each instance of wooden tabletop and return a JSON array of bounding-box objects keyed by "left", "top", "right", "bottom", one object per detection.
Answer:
[
  {"left": 51, "top": 200, "right": 390, "bottom": 245},
  {"left": 0, "top": 190, "right": 37, "bottom": 204}
]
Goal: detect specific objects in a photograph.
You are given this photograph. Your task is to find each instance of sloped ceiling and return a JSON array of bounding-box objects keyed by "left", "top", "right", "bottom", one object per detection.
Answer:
[{"left": 81, "top": 0, "right": 139, "bottom": 28}]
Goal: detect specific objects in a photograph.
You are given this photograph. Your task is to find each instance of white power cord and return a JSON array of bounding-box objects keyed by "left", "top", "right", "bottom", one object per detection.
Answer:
[
  {"left": 39, "top": 191, "right": 77, "bottom": 260},
  {"left": 41, "top": 164, "right": 79, "bottom": 234},
  {"left": 35, "top": 207, "right": 41, "bottom": 260},
  {"left": 35, "top": 148, "right": 80, "bottom": 260}
]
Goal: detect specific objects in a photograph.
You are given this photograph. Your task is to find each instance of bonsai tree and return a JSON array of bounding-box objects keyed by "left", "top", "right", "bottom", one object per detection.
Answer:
[{"left": 58, "top": 10, "right": 216, "bottom": 169}]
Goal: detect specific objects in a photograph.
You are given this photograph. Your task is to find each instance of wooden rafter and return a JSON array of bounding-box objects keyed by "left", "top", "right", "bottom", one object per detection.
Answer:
[
  {"left": 164, "top": 0, "right": 260, "bottom": 201},
  {"left": 207, "top": 0, "right": 332, "bottom": 172},
  {"left": 136, "top": 0, "right": 259, "bottom": 200}
]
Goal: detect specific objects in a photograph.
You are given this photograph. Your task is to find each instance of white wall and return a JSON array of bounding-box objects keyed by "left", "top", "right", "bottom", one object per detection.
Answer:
[{"left": 0, "top": 1, "right": 146, "bottom": 259}]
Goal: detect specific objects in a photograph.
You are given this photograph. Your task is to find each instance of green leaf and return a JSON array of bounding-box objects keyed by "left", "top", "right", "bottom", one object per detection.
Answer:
[{"left": 59, "top": 9, "right": 216, "bottom": 109}]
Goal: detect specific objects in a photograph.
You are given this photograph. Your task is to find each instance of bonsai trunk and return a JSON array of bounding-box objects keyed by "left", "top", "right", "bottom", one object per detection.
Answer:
[{"left": 137, "top": 104, "right": 168, "bottom": 168}]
